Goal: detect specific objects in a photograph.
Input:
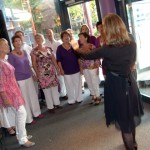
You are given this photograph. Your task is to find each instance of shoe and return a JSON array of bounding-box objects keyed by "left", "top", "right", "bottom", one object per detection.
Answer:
[
  {"left": 60, "top": 95, "right": 68, "bottom": 100},
  {"left": 36, "top": 114, "right": 44, "bottom": 119},
  {"left": 76, "top": 101, "right": 82, "bottom": 104},
  {"left": 54, "top": 105, "right": 63, "bottom": 109},
  {"left": 134, "top": 142, "right": 138, "bottom": 150},
  {"left": 134, "top": 146, "right": 138, "bottom": 150},
  {"left": 89, "top": 97, "right": 96, "bottom": 105},
  {"left": 94, "top": 101, "right": 100, "bottom": 106},
  {"left": 21, "top": 141, "right": 35, "bottom": 148},
  {"left": 100, "top": 94, "right": 104, "bottom": 98},
  {"left": 49, "top": 109, "right": 55, "bottom": 113},
  {"left": 7, "top": 128, "right": 16, "bottom": 136},
  {"left": 89, "top": 101, "right": 94, "bottom": 105},
  {"left": 68, "top": 103, "right": 75, "bottom": 105},
  {"left": 27, "top": 135, "right": 32, "bottom": 140},
  {"left": 27, "top": 120, "right": 36, "bottom": 125},
  {"left": 94, "top": 97, "right": 101, "bottom": 106}
]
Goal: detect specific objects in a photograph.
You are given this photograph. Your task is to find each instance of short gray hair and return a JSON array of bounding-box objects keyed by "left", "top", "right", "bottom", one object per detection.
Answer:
[{"left": 35, "top": 33, "right": 45, "bottom": 44}]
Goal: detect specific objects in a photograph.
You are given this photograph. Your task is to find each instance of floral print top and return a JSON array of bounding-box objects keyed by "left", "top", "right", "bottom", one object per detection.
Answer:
[
  {"left": 80, "top": 44, "right": 100, "bottom": 69},
  {"left": 31, "top": 47, "right": 58, "bottom": 89},
  {"left": 0, "top": 60, "right": 25, "bottom": 109}
]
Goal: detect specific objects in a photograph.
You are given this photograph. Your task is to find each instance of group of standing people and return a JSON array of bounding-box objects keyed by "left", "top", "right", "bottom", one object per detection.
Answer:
[{"left": 0, "top": 13, "right": 144, "bottom": 150}]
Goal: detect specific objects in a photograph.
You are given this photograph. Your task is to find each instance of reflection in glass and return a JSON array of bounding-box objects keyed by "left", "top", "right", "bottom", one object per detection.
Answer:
[{"left": 126, "top": 0, "right": 150, "bottom": 99}]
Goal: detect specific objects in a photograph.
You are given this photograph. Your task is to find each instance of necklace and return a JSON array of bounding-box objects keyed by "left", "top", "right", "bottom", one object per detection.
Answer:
[{"left": 16, "top": 51, "right": 22, "bottom": 55}]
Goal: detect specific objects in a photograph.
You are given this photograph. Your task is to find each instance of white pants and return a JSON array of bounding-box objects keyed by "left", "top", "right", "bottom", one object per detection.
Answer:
[
  {"left": 43, "top": 86, "right": 60, "bottom": 109},
  {"left": 64, "top": 72, "right": 83, "bottom": 104},
  {"left": 83, "top": 69, "right": 100, "bottom": 97},
  {"left": 81, "top": 75, "right": 85, "bottom": 90},
  {"left": 0, "top": 107, "right": 15, "bottom": 128},
  {"left": 58, "top": 75, "right": 67, "bottom": 97},
  {"left": 11, "top": 105, "right": 28, "bottom": 145},
  {"left": 18, "top": 77, "right": 41, "bottom": 123},
  {"left": 34, "top": 80, "right": 39, "bottom": 94}
]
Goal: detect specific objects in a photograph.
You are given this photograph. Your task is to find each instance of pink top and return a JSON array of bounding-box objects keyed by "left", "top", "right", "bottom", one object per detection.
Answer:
[{"left": 0, "top": 60, "right": 24, "bottom": 109}]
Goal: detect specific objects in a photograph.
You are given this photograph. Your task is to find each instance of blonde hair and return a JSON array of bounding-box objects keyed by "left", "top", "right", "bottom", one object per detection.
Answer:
[
  {"left": 0, "top": 38, "right": 8, "bottom": 53},
  {"left": 0, "top": 38, "right": 7, "bottom": 44},
  {"left": 35, "top": 33, "right": 45, "bottom": 44},
  {"left": 102, "top": 13, "right": 131, "bottom": 46},
  {"left": 80, "top": 24, "right": 90, "bottom": 34}
]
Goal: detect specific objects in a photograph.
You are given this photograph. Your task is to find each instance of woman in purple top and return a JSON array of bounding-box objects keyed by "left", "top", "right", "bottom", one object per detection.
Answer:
[
  {"left": 57, "top": 31, "right": 83, "bottom": 104},
  {"left": 8, "top": 35, "right": 43, "bottom": 124}
]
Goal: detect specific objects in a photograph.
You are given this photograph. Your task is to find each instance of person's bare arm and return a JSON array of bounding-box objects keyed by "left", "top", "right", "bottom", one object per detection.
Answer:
[
  {"left": 78, "top": 59, "right": 83, "bottom": 75},
  {"left": 77, "top": 46, "right": 106, "bottom": 60},
  {"left": 0, "top": 92, "right": 12, "bottom": 107},
  {"left": 0, "top": 66, "right": 11, "bottom": 107},
  {"left": 31, "top": 53, "right": 40, "bottom": 79},
  {"left": 57, "top": 62, "right": 64, "bottom": 76},
  {"left": 51, "top": 53, "right": 60, "bottom": 75}
]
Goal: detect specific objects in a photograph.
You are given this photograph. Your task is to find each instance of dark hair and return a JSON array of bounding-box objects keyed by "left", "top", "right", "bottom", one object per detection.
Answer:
[
  {"left": 78, "top": 32, "right": 90, "bottom": 43},
  {"left": 11, "top": 35, "right": 22, "bottom": 43},
  {"left": 60, "top": 31, "right": 71, "bottom": 40},
  {"left": 96, "top": 21, "right": 102, "bottom": 28},
  {"left": 15, "top": 30, "right": 24, "bottom": 36}
]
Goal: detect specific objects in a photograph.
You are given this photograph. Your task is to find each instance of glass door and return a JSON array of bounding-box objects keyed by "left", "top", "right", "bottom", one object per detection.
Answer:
[
  {"left": 67, "top": 0, "right": 98, "bottom": 39},
  {"left": 126, "top": 0, "right": 150, "bottom": 97},
  {"left": 126, "top": 0, "right": 150, "bottom": 71}
]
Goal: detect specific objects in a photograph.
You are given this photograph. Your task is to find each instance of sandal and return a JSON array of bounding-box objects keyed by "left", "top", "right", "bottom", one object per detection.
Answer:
[
  {"left": 94, "top": 97, "right": 101, "bottom": 105},
  {"left": 89, "top": 96, "right": 96, "bottom": 105},
  {"left": 7, "top": 128, "right": 16, "bottom": 136}
]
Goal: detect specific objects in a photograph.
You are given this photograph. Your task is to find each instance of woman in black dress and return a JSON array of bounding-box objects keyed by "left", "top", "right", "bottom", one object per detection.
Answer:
[{"left": 78, "top": 14, "right": 144, "bottom": 150}]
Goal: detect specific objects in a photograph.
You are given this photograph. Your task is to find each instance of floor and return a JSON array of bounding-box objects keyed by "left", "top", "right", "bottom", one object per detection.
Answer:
[{"left": 5, "top": 88, "right": 150, "bottom": 150}]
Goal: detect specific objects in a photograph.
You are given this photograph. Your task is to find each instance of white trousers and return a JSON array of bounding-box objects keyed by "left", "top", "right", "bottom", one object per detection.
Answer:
[
  {"left": 64, "top": 72, "right": 83, "bottom": 104},
  {"left": 81, "top": 75, "right": 85, "bottom": 90},
  {"left": 11, "top": 105, "right": 28, "bottom": 145},
  {"left": 34, "top": 80, "right": 39, "bottom": 94},
  {"left": 43, "top": 86, "right": 60, "bottom": 109},
  {"left": 18, "top": 77, "right": 41, "bottom": 123},
  {"left": 58, "top": 75, "right": 67, "bottom": 97},
  {"left": 83, "top": 69, "right": 100, "bottom": 97},
  {"left": 0, "top": 107, "right": 15, "bottom": 128}
]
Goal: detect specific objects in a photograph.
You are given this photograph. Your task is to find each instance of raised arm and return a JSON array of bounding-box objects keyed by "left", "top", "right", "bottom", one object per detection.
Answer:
[{"left": 78, "top": 46, "right": 106, "bottom": 60}]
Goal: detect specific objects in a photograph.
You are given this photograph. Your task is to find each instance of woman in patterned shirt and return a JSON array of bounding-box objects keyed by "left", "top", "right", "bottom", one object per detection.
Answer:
[
  {"left": 79, "top": 32, "right": 101, "bottom": 105},
  {"left": 31, "top": 33, "right": 61, "bottom": 113}
]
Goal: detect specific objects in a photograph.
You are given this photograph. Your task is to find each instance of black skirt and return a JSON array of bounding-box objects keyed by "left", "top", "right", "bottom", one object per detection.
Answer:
[{"left": 104, "top": 72, "right": 144, "bottom": 133}]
